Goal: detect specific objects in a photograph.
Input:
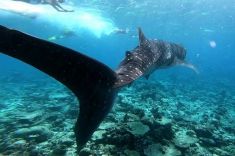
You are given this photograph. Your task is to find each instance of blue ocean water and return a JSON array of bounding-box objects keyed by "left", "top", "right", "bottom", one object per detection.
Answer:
[{"left": 0, "top": 0, "right": 235, "bottom": 155}]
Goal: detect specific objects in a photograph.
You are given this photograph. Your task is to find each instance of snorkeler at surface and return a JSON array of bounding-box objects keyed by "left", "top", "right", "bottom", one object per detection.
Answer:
[
  {"left": 48, "top": 29, "right": 76, "bottom": 41},
  {"left": 48, "top": 28, "right": 132, "bottom": 42},
  {"left": 112, "top": 28, "right": 130, "bottom": 34},
  {"left": 13, "top": 0, "right": 73, "bottom": 12},
  {"left": 112, "top": 28, "right": 140, "bottom": 38}
]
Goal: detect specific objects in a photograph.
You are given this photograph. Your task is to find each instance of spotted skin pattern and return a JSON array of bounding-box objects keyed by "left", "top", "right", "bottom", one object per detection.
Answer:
[{"left": 115, "top": 28, "right": 186, "bottom": 87}]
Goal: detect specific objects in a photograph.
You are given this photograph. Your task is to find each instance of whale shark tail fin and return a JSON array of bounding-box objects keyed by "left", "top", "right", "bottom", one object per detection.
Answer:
[{"left": 0, "top": 25, "right": 117, "bottom": 149}]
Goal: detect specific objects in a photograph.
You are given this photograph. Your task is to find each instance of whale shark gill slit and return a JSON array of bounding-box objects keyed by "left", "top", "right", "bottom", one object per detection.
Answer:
[{"left": 0, "top": 25, "right": 117, "bottom": 149}]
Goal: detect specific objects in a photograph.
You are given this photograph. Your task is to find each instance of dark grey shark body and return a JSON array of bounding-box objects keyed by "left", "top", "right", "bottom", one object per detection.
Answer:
[{"left": 0, "top": 25, "right": 188, "bottom": 151}]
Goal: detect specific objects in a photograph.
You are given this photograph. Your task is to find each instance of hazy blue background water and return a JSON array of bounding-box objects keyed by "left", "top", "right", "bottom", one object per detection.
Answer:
[{"left": 0, "top": 0, "right": 235, "bottom": 88}]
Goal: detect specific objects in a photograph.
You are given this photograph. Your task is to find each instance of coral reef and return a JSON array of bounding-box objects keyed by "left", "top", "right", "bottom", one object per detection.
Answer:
[{"left": 0, "top": 74, "right": 234, "bottom": 155}]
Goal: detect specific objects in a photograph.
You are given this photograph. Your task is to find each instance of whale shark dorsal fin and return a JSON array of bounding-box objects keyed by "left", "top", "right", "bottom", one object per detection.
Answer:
[{"left": 138, "top": 27, "right": 147, "bottom": 46}]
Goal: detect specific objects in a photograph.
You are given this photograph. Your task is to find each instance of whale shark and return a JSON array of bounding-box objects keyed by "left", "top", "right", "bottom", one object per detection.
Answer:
[{"left": 0, "top": 25, "right": 197, "bottom": 150}]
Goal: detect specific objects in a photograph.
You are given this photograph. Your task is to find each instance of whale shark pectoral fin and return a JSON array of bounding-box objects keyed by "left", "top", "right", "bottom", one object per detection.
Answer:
[
  {"left": 0, "top": 25, "right": 117, "bottom": 149},
  {"left": 175, "top": 58, "right": 199, "bottom": 74},
  {"left": 183, "top": 62, "right": 199, "bottom": 74}
]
